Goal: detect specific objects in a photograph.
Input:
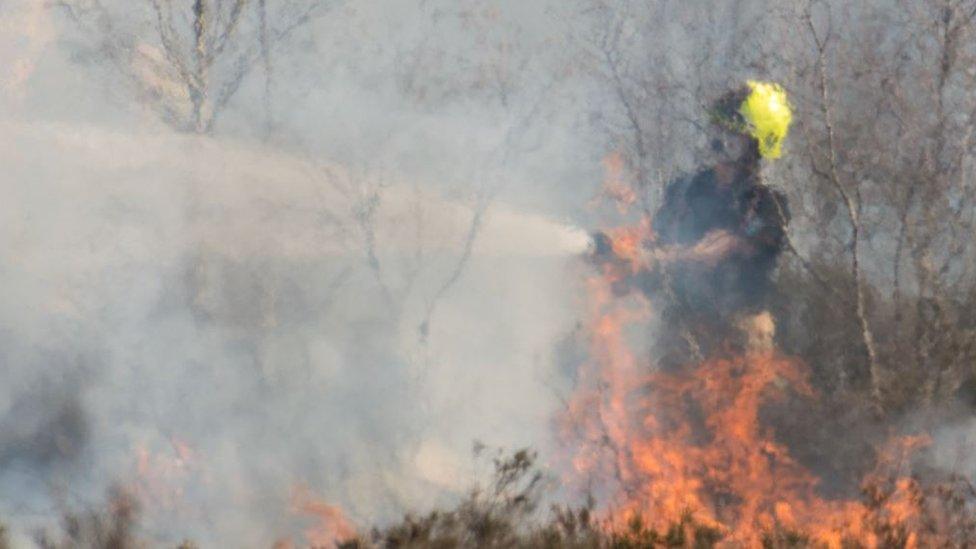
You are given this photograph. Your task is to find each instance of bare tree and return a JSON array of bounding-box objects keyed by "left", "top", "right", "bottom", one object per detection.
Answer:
[
  {"left": 57, "top": 0, "right": 337, "bottom": 133},
  {"left": 799, "top": 2, "right": 883, "bottom": 411},
  {"left": 780, "top": 0, "right": 976, "bottom": 412}
]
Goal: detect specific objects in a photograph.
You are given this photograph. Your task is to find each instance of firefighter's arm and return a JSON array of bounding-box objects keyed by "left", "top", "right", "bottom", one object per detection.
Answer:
[
  {"left": 642, "top": 229, "right": 749, "bottom": 268},
  {"left": 591, "top": 228, "right": 747, "bottom": 272},
  {"left": 686, "top": 229, "right": 750, "bottom": 265}
]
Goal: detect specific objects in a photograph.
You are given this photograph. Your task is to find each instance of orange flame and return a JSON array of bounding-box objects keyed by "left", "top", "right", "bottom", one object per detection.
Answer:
[
  {"left": 593, "top": 151, "right": 638, "bottom": 215},
  {"left": 561, "top": 216, "right": 943, "bottom": 547},
  {"left": 290, "top": 486, "right": 357, "bottom": 547}
]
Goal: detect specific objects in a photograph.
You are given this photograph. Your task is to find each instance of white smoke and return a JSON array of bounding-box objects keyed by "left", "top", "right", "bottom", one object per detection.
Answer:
[
  {"left": 0, "top": 0, "right": 609, "bottom": 545},
  {"left": 0, "top": 114, "right": 587, "bottom": 545}
]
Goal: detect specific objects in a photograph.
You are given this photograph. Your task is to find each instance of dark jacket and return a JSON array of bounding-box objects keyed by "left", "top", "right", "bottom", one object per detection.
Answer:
[{"left": 651, "top": 166, "right": 789, "bottom": 318}]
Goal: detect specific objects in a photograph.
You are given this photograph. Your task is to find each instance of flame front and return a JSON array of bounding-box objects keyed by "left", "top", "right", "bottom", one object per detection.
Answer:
[{"left": 560, "top": 204, "right": 946, "bottom": 547}]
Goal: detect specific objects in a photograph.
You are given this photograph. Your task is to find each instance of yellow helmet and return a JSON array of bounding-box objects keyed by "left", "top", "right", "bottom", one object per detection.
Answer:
[{"left": 711, "top": 81, "right": 793, "bottom": 160}]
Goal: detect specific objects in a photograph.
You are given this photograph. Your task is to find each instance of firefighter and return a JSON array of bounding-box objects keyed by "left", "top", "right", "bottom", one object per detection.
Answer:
[{"left": 593, "top": 81, "right": 793, "bottom": 364}]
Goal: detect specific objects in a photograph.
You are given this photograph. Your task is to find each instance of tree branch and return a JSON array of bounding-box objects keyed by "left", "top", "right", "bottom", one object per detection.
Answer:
[{"left": 805, "top": 2, "right": 883, "bottom": 413}]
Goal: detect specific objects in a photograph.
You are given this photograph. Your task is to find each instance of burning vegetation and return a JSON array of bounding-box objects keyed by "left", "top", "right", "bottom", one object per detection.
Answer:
[
  {"left": 335, "top": 80, "right": 976, "bottom": 547},
  {"left": 563, "top": 213, "right": 976, "bottom": 546},
  {"left": 9, "top": 1, "right": 976, "bottom": 548},
  {"left": 544, "top": 83, "right": 976, "bottom": 547},
  {"left": 15, "top": 80, "right": 976, "bottom": 549}
]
